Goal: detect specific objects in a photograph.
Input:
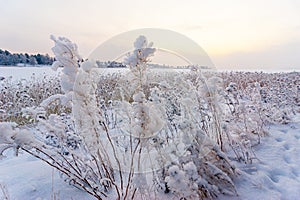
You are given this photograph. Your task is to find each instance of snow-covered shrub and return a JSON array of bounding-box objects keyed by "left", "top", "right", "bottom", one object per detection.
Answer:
[
  {"left": 159, "top": 115, "right": 237, "bottom": 199},
  {"left": 0, "top": 35, "right": 237, "bottom": 199}
]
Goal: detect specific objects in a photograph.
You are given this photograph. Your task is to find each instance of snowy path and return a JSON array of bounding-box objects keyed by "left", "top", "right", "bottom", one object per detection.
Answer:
[
  {"left": 1, "top": 118, "right": 300, "bottom": 200},
  {"left": 222, "top": 116, "right": 300, "bottom": 200}
]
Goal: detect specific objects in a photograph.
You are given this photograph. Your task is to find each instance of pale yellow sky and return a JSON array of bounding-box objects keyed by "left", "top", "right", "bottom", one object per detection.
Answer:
[{"left": 0, "top": 0, "right": 299, "bottom": 70}]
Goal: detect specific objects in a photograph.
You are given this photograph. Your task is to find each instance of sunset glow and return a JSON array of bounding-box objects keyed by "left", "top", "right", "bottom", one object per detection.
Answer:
[{"left": 0, "top": 0, "right": 299, "bottom": 70}]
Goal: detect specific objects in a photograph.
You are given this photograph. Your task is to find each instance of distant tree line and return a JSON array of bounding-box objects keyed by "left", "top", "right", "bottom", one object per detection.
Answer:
[
  {"left": 0, "top": 49, "right": 54, "bottom": 66},
  {"left": 96, "top": 60, "right": 127, "bottom": 68}
]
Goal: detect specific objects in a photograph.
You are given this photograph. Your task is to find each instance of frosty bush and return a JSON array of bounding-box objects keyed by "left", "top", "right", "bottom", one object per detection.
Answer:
[
  {"left": 220, "top": 71, "right": 300, "bottom": 163},
  {"left": 0, "top": 73, "right": 63, "bottom": 124},
  {"left": 0, "top": 35, "right": 299, "bottom": 200}
]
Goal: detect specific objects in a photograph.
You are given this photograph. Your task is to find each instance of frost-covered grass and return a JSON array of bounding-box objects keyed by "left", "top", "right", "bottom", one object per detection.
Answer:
[
  {"left": 0, "top": 35, "right": 299, "bottom": 200},
  {"left": 1, "top": 69, "right": 297, "bottom": 125},
  {"left": 0, "top": 68, "right": 299, "bottom": 199},
  {"left": 1, "top": 69, "right": 298, "bottom": 199},
  {"left": 0, "top": 72, "right": 67, "bottom": 124}
]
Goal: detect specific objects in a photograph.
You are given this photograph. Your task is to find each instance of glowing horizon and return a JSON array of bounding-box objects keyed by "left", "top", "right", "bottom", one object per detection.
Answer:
[{"left": 0, "top": 0, "right": 299, "bottom": 70}]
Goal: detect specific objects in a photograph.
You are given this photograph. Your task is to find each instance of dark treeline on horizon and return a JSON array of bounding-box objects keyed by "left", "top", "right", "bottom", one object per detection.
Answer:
[{"left": 0, "top": 49, "right": 54, "bottom": 66}]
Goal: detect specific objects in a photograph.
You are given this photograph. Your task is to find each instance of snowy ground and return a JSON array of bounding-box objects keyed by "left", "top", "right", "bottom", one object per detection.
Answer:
[
  {"left": 0, "top": 151, "right": 93, "bottom": 200},
  {"left": 220, "top": 114, "right": 300, "bottom": 200},
  {"left": 0, "top": 116, "right": 299, "bottom": 200},
  {"left": 0, "top": 66, "right": 60, "bottom": 82}
]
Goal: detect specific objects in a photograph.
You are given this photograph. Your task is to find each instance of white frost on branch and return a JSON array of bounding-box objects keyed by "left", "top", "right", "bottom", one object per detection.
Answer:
[
  {"left": 124, "top": 35, "right": 156, "bottom": 76},
  {"left": 72, "top": 61, "right": 102, "bottom": 152},
  {"left": 165, "top": 165, "right": 190, "bottom": 196},
  {"left": 0, "top": 122, "right": 17, "bottom": 144},
  {"left": 0, "top": 122, "right": 37, "bottom": 157},
  {"left": 41, "top": 35, "right": 82, "bottom": 107},
  {"left": 13, "top": 129, "right": 36, "bottom": 147}
]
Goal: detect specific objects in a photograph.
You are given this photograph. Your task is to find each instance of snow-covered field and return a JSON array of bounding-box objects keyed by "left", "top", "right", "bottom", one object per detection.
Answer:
[
  {"left": 0, "top": 55, "right": 299, "bottom": 200},
  {"left": 0, "top": 66, "right": 60, "bottom": 82},
  {"left": 1, "top": 116, "right": 299, "bottom": 200}
]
